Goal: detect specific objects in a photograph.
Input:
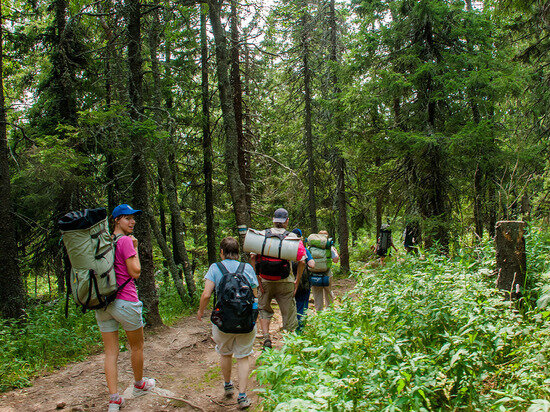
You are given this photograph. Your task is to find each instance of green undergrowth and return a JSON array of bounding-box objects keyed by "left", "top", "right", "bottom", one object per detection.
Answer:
[
  {"left": 0, "top": 301, "right": 100, "bottom": 392},
  {"left": 0, "top": 274, "right": 200, "bottom": 393},
  {"left": 255, "top": 227, "right": 550, "bottom": 411},
  {"left": 157, "top": 274, "right": 199, "bottom": 325}
]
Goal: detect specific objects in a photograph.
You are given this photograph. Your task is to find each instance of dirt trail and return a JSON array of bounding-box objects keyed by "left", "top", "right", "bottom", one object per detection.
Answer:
[{"left": 0, "top": 278, "right": 356, "bottom": 412}]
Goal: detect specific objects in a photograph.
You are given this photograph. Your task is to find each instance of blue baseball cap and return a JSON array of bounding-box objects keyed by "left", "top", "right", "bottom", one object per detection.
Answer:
[
  {"left": 112, "top": 204, "right": 142, "bottom": 218},
  {"left": 273, "top": 208, "right": 289, "bottom": 223}
]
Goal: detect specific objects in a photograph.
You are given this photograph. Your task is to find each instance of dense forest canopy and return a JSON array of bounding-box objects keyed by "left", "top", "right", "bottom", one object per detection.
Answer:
[{"left": 0, "top": 0, "right": 549, "bottom": 321}]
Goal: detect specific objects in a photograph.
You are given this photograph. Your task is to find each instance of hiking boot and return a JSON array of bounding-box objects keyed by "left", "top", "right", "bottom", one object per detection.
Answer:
[
  {"left": 108, "top": 396, "right": 125, "bottom": 412},
  {"left": 237, "top": 394, "right": 251, "bottom": 410},
  {"left": 224, "top": 382, "right": 234, "bottom": 397},
  {"left": 133, "top": 377, "right": 156, "bottom": 397},
  {"left": 262, "top": 338, "right": 272, "bottom": 349}
]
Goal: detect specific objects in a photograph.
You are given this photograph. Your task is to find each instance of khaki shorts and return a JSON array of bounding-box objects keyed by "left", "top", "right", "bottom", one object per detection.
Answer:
[
  {"left": 258, "top": 279, "right": 298, "bottom": 331},
  {"left": 212, "top": 325, "right": 256, "bottom": 358},
  {"left": 95, "top": 299, "right": 144, "bottom": 332}
]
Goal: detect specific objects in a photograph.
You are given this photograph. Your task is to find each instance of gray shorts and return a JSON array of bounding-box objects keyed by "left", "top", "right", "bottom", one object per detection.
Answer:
[
  {"left": 212, "top": 324, "right": 256, "bottom": 358},
  {"left": 95, "top": 299, "right": 144, "bottom": 332}
]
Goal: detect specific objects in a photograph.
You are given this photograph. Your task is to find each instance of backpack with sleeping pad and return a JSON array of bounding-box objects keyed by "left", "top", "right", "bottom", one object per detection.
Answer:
[
  {"left": 255, "top": 229, "right": 291, "bottom": 280},
  {"left": 307, "top": 233, "right": 334, "bottom": 274},
  {"left": 58, "top": 208, "right": 132, "bottom": 316},
  {"left": 210, "top": 262, "right": 258, "bottom": 334}
]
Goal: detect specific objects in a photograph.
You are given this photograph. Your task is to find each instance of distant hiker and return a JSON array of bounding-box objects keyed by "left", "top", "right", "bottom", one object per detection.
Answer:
[
  {"left": 95, "top": 204, "right": 155, "bottom": 412},
  {"left": 375, "top": 224, "right": 398, "bottom": 265},
  {"left": 249, "top": 208, "right": 306, "bottom": 349},
  {"left": 291, "top": 228, "right": 315, "bottom": 330},
  {"left": 403, "top": 222, "right": 420, "bottom": 255},
  {"left": 307, "top": 230, "right": 339, "bottom": 311},
  {"left": 197, "top": 237, "right": 258, "bottom": 410}
]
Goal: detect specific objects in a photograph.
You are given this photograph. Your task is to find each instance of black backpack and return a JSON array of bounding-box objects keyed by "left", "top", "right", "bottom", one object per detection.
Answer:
[
  {"left": 404, "top": 226, "right": 414, "bottom": 248},
  {"left": 292, "top": 261, "right": 310, "bottom": 294},
  {"left": 210, "top": 262, "right": 258, "bottom": 334},
  {"left": 378, "top": 228, "right": 392, "bottom": 255}
]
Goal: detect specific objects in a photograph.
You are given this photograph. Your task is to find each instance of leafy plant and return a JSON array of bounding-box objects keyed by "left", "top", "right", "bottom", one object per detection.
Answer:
[{"left": 255, "top": 229, "right": 550, "bottom": 411}]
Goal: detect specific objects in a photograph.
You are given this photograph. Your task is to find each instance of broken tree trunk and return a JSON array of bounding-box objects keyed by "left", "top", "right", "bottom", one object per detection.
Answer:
[{"left": 495, "top": 220, "right": 526, "bottom": 300}]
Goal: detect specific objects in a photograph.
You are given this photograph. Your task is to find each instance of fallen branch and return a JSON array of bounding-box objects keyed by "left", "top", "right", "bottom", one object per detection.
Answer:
[
  {"left": 154, "top": 392, "right": 206, "bottom": 412},
  {"left": 244, "top": 149, "right": 298, "bottom": 177}
]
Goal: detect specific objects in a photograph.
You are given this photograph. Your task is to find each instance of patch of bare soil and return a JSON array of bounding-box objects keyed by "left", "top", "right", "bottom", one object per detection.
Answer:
[{"left": 0, "top": 278, "right": 356, "bottom": 412}]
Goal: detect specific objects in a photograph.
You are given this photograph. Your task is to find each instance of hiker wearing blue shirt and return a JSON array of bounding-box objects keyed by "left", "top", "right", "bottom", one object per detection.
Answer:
[{"left": 197, "top": 237, "right": 258, "bottom": 410}]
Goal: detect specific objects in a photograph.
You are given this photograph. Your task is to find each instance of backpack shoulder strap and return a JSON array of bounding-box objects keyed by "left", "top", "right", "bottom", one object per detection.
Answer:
[
  {"left": 261, "top": 230, "right": 271, "bottom": 256},
  {"left": 236, "top": 262, "right": 246, "bottom": 275},
  {"left": 216, "top": 262, "right": 230, "bottom": 276},
  {"left": 277, "top": 233, "right": 288, "bottom": 259}
]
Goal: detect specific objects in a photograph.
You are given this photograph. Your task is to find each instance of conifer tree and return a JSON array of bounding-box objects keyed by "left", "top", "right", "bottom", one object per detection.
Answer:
[{"left": 0, "top": 5, "right": 25, "bottom": 318}]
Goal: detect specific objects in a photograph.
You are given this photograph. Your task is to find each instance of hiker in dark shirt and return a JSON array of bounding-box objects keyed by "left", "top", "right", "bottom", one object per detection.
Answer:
[
  {"left": 402, "top": 222, "right": 420, "bottom": 255},
  {"left": 375, "top": 224, "right": 398, "bottom": 265}
]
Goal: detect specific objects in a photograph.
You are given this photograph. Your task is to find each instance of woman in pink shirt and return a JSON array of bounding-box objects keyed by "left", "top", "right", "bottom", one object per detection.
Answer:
[{"left": 95, "top": 204, "right": 155, "bottom": 411}]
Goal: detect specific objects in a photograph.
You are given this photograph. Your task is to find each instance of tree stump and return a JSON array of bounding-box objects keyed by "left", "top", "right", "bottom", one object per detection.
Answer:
[{"left": 495, "top": 221, "right": 526, "bottom": 300}]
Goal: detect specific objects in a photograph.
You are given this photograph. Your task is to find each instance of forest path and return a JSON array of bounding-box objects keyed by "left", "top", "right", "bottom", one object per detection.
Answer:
[{"left": 0, "top": 278, "right": 356, "bottom": 412}]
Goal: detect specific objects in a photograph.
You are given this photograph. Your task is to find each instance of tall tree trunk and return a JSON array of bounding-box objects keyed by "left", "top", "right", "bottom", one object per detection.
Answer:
[
  {"left": 158, "top": 157, "right": 197, "bottom": 297},
  {"left": 201, "top": 5, "right": 217, "bottom": 264},
  {"left": 375, "top": 156, "right": 383, "bottom": 239},
  {"left": 465, "top": 2, "right": 483, "bottom": 241},
  {"left": 0, "top": 7, "right": 25, "bottom": 318},
  {"left": 418, "top": 21, "right": 448, "bottom": 252},
  {"left": 473, "top": 164, "right": 484, "bottom": 239},
  {"left": 230, "top": 0, "right": 251, "bottom": 212},
  {"left": 53, "top": 0, "right": 77, "bottom": 125},
  {"left": 150, "top": 5, "right": 196, "bottom": 289},
  {"left": 243, "top": 44, "right": 253, "bottom": 211},
  {"left": 301, "top": 2, "right": 318, "bottom": 233},
  {"left": 158, "top": 173, "right": 167, "bottom": 241},
  {"left": 145, "top": 195, "right": 189, "bottom": 302},
  {"left": 147, "top": 5, "right": 168, "bottom": 245},
  {"left": 99, "top": 0, "right": 118, "bottom": 211},
  {"left": 208, "top": 0, "right": 251, "bottom": 244},
  {"left": 328, "top": 0, "right": 349, "bottom": 272},
  {"left": 127, "top": 0, "right": 163, "bottom": 327},
  {"left": 336, "top": 156, "right": 349, "bottom": 268},
  {"left": 420, "top": 139, "right": 449, "bottom": 251},
  {"left": 487, "top": 106, "right": 497, "bottom": 237},
  {"left": 161, "top": 12, "right": 185, "bottom": 266}
]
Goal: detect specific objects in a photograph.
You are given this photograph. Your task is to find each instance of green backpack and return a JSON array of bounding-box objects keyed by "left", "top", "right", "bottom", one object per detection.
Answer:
[
  {"left": 59, "top": 208, "right": 130, "bottom": 314},
  {"left": 307, "top": 233, "right": 333, "bottom": 274}
]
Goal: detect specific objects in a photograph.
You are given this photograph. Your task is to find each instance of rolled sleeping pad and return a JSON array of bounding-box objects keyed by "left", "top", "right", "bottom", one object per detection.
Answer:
[
  {"left": 243, "top": 228, "right": 301, "bottom": 261},
  {"left": 306, "top": 233, "right": 333, "bottom": 249}
]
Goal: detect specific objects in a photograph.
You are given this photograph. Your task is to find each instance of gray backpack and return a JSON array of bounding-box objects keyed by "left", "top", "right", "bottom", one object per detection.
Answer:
[{"left": 59, "top": 208, "right": 131, "bottom": 314}]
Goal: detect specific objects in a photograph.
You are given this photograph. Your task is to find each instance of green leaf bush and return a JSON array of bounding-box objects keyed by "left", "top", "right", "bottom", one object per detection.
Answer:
[
  {"left": 0, "top": 301, "right": 100, "bottom": 392},
  {"left": 0, "top": 275, "right": 198, "bottom": 392},
  {"left": 256, "top": 230, "right": 550, "bottom": 411}
]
